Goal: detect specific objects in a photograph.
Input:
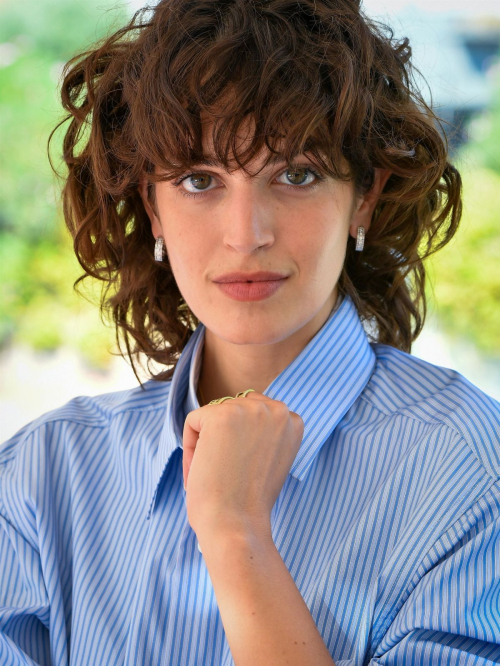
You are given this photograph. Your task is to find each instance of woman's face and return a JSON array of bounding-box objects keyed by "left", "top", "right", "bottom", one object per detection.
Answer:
[{"left": 140, "top": 121, "right": 388, "bottom": 347}]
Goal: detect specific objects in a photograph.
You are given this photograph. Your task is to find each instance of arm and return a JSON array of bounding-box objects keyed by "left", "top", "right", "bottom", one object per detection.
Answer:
[
  {"left": 1, "top": 428, "right": 60, "bottom": 665},
  {"left": 198, "top": 524, "right": 336, "bottom": 666},
  {"left": 0, "top": 514, "right": 50, "bottom": 665},
  {"left": 197, "top": 479, "right": 500, "bottom": 666}
]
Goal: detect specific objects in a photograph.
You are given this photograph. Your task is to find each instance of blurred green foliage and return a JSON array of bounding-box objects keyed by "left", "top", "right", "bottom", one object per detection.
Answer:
[
  {"left": 426, "top": 165, "right": 500, "bottom": 358},
  {"left": 0, "top": 0, "right": 129, "bottom": 368},
  {"left": 424, "top": 66, "right": 500, "bottom": 360},
  {"left": 0, "top": 0, "right": 498, "bottom": 368},
  {"left": 464, "top": 69, "right": 500, "bottom": 175}
]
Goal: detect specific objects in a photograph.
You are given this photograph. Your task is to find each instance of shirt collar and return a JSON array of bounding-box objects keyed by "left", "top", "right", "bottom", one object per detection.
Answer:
[{"left": 146, "top": 292, "right": 376, "bottom": 519}]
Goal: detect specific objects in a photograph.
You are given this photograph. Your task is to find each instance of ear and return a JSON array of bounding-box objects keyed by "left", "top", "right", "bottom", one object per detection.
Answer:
[
  {"left": 138, "top": 174, "right": 163, "bottom": 238},
  {"left": 349, "top": 168, "right": 392, "bottom": 239}
]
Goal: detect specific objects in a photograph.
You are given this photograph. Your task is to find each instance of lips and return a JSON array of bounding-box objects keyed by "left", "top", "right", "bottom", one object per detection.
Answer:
[
  {"left": 215, "top": 277, "right": 288, "bottom": 302},
  {"left": 213, "top": 271, "right": 289, "bottom": 283}
]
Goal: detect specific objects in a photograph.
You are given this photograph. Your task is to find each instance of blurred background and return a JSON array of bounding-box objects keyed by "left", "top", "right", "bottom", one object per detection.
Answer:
[{"left": 1, "top": 0, "right": 499, "bottom": 442}]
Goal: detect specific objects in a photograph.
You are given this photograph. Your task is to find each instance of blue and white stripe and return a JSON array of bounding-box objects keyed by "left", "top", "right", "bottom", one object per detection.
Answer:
[{"left": 1, "top": 292, "right": 499, "bottom": 665}]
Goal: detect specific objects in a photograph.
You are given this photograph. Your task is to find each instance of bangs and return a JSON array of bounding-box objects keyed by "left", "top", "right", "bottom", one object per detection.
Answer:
[{"left": 129, "top": 1, "right": 369, "bottom": 186}]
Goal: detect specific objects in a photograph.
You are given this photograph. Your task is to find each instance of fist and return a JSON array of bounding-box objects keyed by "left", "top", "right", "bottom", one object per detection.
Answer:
[{"left": 182, "top": 391, "right": 304, "bottom": 540}]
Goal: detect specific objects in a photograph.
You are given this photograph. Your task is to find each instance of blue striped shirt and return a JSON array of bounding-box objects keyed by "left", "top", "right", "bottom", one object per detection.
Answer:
[{"left": 1, "top": 292, "right": 499, "bottom": 665}]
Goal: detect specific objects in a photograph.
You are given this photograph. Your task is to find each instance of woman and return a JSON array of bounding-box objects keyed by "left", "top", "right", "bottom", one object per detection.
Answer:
[{"left": 1, "top": 0, "right": 499, "bottom": 664}]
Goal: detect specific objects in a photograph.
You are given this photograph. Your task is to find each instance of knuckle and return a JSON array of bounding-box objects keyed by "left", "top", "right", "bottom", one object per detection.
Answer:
[
  {"left": 292, "top": 411, "right": 305, "bottom": 430},
  {"left": 272, "top": 400, "right": 291, "bottom": 420}
]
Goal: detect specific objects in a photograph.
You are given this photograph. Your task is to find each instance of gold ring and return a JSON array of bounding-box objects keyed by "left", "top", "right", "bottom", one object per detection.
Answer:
[
  {"left": 235, "top": 389, "right": 256, "bottom": 398},
  {"left": 208, "top": 389, "right": 255, "bottom": 405}
]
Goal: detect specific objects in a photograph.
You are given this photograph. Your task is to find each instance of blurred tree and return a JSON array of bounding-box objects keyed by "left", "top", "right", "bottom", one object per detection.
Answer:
[
  {"left": 426, "top": 165, "right": 500, "bottom": 359},
  {"left": 0, "top": 0, "right": 128, "bottom": 367},
  {"left": 423, "top": 66, "right": 500, "bottom": 360},
  {"left": 464, "top": 67, "right": 500, "bottom": 175},
  {"left": 0, "top": 0, "right": 127, "bottom": 62}
]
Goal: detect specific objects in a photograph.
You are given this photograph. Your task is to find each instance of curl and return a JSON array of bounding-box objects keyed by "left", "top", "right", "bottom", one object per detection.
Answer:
[{"left": 48, "top": 0, "right": 463, "bottom": 386}]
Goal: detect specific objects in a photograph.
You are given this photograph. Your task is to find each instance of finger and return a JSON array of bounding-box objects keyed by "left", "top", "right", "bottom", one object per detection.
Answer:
[{"left": 182, "top": 409, "right": 204, "bottom": 490}]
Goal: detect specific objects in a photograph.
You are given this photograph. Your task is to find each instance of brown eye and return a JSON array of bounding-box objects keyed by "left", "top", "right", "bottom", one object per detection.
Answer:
[
  {"left": 185, "top": 174, "right": 212, "bottom": 191},
  {"left": 173, "top": 164, "right": 325, "bottom": 199},
  {"left": 276, "top": 166, "right": 322, "bottom": 189},
  {"left": 284, "top": 167, "right": 310, "bottom": 185}
]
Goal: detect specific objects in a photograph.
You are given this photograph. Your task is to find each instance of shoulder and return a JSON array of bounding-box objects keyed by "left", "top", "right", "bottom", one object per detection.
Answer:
[
  {"left": 0, "top": 379, "right": 172, "bottom": 538},
  {"left": 0, "top": 378, "right": 172, "bottom": 467},
  {"left": 362, "top": 343, "right": 500, "bottom": 479}
]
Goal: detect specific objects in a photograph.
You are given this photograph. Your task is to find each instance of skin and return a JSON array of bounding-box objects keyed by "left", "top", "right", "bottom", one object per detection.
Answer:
[
  {"left": 139, "top": 117, "right": 391, "bottom": 406},
  {"left": 139, "top": 118, "right": 392, "bottom": 666}
]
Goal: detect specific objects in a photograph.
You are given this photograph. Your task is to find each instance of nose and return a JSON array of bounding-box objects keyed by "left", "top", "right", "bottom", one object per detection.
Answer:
[{"left": 220, "top": 184, "right": 275, "bottom": 253}]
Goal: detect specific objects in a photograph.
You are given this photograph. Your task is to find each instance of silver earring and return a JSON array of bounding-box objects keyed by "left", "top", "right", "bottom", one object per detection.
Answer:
[
  {"left": 355, "top": 226, "right": 365, "bottom": 251},
  {"left": 154, "top": 236, "right": 165, "bottom": 261}
]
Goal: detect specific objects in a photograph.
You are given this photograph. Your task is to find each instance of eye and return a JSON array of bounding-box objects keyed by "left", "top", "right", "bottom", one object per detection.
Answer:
[
  {"left": 178, "top": 173, "right": 214, "bottom": 195},
  {"left": 276, "top": 166, "right": 319, "bottom": 188},
  {"left": 173, "top": 165, "right": 326, "bottom": 199}
]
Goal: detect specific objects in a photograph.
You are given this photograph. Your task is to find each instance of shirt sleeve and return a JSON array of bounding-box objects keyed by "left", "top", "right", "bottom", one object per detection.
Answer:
[
  {"left": 0, "top": 510, "right": 51, "bottom": 665},
  {"left": 336, "top": 480, "right": 500, "bottom": 666},
  {"left": 0, "top": 424, "right": 67, "bottom": 666}
]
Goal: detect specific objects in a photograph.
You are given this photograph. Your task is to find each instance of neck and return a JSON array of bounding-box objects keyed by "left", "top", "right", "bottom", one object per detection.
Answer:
[
  {"left": 197, "top": 382, "right": 206, "bottom": 406},
  {"left": 195, "top": 290, "right": 340, "bottom": 406}
]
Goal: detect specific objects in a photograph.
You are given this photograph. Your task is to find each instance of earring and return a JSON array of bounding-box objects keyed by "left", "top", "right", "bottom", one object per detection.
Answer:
[
  {"left": 154, "top": 236, "right": 165, "bottom": 261},
  {"left": 355, "top": 226, "right": 365, "bottom": 251}
]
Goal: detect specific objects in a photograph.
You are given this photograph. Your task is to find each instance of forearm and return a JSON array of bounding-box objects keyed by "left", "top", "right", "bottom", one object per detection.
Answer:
[{"left": 198, "top": 525, "right": 336, "bottom": 666}]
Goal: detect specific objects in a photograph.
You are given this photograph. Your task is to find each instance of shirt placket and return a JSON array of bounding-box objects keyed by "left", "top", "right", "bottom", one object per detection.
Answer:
[
  {"left": 122, "top": 447, "right": 227, "bottom": 665},
  {"left": 122, "top": 449, "right": 187, "bottom": 665}
]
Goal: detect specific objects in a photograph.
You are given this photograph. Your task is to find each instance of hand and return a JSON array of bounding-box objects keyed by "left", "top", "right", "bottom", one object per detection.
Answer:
[{"left": 182, "top": 391, "right": 304, "bottom": 541}]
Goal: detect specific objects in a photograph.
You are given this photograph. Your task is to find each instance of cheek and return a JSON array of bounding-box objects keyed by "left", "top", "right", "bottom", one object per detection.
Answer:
[
  {"left": 161, "top": 216, "right": 201, "bottom": 263},
  {"left": 163, "top": 226, "right": 216, "bottom": 300},
  {"left": 294, "top": 217, "right": 348, "bottom": 275}
]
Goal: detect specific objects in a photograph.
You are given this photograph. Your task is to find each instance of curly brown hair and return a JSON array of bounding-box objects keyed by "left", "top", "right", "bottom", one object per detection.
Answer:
[{"left": 48, "top": 0, "right": 462, "bottom": 387}]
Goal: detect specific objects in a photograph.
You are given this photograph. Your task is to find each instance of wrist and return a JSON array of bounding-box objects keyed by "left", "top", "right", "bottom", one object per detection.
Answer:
[{"left": 195, "top": 514, "right": 273, "bottom": 551}]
